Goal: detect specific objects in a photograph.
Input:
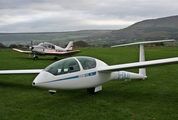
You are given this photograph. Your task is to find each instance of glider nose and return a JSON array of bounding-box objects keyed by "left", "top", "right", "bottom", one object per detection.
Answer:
[
  {"left": 32, "top": 71, "right": 46, "bottom": 87},
  {"left": 32, "top": 71, "right": 45, "bottom": 87},
  {"left": 32, "top": 81, "right": 35, "bottom": 86},
  {"left": 32, "top": 71, "right": 54, "bottom": 88}
]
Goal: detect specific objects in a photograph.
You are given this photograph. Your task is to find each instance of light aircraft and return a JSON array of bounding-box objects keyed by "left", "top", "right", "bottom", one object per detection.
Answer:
[
  {"left": 13, "top": 41, "right": 80, "bottom": 60},
  {"left": 0, "top": 39, "right": 178, "bottom": 94}
]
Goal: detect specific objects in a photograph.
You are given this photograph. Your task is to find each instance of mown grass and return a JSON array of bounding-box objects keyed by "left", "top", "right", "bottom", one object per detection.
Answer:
[{"left": 0, "top": 46, "right": 178, "bottom": 120}]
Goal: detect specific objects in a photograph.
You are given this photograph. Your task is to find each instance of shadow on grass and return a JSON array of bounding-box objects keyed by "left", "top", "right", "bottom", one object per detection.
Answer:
[
  {"left": 1, "top": 78, "right": 178, "bottom": 104},
  {"left": 14, "top": 55, "right": 75, "bottom": 61},
  {"left": 14, "top": 57, "right": 59, "bottom": 61},
  {"left": 0, "top": 81, "right": 34, "bottom": 91}
]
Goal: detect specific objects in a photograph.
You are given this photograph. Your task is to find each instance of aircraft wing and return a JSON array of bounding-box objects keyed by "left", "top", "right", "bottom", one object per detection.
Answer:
[
  {"left": 13, "top": 48, "right": 32, "bottom": 54},
  {"left": 44, "top": 50, "right": 80, "bottom": 55},
  {"left": 0, "top": 69, "right": 43, "bottom": 74},
  {"left": 111, "top": 39, "right": 175, "bottom": 47},
  {"left": 98, "top": 57, "right": 178, "bottom": 72}
]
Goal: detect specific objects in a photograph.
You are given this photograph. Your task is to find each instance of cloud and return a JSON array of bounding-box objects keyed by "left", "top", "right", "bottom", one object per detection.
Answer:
[{"left": 0, "top": 0, "right": 178, "bottom": 33}]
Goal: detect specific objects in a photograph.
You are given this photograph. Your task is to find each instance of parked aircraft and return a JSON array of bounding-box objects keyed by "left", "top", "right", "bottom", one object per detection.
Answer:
[
  {"left": 13, "top": 41, "right": 80, "bottom": 60},
  {"left": 0, "top": 39, "right": 177, "bottom": 94}
]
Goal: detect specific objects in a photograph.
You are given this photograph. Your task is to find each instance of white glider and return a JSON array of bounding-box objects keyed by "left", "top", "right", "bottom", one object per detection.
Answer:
[{"left": 0, "top": 39, "right": 177, "bottom": 94}]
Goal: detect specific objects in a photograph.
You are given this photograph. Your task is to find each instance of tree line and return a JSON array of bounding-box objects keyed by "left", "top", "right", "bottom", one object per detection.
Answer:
[
  {"left": 0, "top": 43, "right": 28, "bottom": 48},
  {"left": 0, "top": 40, "right": 89, "bottom": 49}
]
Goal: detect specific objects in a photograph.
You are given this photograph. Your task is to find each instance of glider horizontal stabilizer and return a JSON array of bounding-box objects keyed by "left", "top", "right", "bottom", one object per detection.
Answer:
[{"left": 111, "top": 39, "right": 175, "bottom": 47}]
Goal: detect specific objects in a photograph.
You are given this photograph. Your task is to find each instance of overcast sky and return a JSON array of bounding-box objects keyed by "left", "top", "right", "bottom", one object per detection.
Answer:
[{"left": 0, "top": 0, "right": 178, "bottom": 33}]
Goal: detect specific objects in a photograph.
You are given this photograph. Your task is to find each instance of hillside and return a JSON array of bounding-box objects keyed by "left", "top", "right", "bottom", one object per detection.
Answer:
[
  {"left": 0, "top": 30, "right": 111, "bottom": 46},
  {"left": 0, "top": 15, "right": 178, "bottom": 46},
  {"left": 111, "top": 15, "right": 178, "bottom": 40}
]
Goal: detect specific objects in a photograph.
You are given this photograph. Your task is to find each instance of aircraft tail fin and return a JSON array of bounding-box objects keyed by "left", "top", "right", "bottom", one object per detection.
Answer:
[
  {"left": 111, "top": 39, "right": 176, "bottom": 79},
  {"left": 64, "top": 41, "right": 73, "bottom": 51},
  {"left": 139, "top": 44, "right": 146, "bottom": 79}
]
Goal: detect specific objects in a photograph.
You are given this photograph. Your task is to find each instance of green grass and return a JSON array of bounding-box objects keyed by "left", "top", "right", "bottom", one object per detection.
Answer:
[{"left": 0, "top": 46, "right": 178, "bottom": 120}]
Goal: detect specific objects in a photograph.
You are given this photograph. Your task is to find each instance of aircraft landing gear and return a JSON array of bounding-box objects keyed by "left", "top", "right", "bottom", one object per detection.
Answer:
[
  {"left": 87, "top": 88, "right": 96, "bottom": 94},
  {"left": 87, "top": 85, "right": 102, "bottom": 94},
  {"left": 54, "top": 56, "right": 58, "bottom": 60},
  {"left": 33, "top": 56, "right": 38, "bottom": 60}
]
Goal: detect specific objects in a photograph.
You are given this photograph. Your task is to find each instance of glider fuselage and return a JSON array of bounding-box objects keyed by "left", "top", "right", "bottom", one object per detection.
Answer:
[{"left": 32, "top": 57, "right": 146, "bottom": 90}]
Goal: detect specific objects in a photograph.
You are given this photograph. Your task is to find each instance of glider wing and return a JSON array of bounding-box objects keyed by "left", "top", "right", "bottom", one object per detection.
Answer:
[
  {"left": 98, "top": 57, "right": 178, "bottom": 72},
  {"left": 0, "top": 69, "right": 43, "bottom": 74}
]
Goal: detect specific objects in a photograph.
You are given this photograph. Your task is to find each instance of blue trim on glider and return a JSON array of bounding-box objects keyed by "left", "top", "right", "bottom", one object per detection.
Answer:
[{"left": 44, "top": 71, "right": 97, "bottom": 83}]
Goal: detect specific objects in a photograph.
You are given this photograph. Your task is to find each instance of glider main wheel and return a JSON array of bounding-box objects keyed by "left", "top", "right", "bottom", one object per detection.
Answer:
[{"left": 87, "top": 88, "right": 96, "bottom": 94}]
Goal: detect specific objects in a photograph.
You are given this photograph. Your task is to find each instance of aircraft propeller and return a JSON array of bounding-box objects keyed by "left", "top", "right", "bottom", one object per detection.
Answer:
[{"left": 29, "top": 41, "right": 33, "bottom": 57}]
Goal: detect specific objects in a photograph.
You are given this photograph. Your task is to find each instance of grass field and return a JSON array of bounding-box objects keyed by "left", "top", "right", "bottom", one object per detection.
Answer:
[{"left": 0, "top": 46, "right": 178, "bottom": 120}]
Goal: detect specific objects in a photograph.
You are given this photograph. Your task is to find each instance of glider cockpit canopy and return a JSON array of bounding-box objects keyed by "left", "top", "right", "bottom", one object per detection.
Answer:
[{"left": 44, "top": 57, "right": 96, "bottom": 75}]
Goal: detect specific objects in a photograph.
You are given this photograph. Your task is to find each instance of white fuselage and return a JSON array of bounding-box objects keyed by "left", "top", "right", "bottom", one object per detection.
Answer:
[
  {"left": 32, "top": 57, "right": 146, "bottom": 90},
  {"left": 32, "top": 45, "right": 67, "bottom": 55}
]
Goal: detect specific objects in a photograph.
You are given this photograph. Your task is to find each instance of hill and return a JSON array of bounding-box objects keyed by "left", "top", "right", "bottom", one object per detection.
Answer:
[
  {"left": 0, "top": 30, "right": 111, "bottom": 46},
  {"left": 0, "top": 15, "right": 178, "bottom": 46},
  {"left": 111, "top": 15, "right": 178, "bottom": 41}
]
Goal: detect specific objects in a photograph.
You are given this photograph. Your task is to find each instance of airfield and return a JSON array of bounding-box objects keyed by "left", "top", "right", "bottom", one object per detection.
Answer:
[{"left": 0, "top": 46, "right": 178, "bottom": 119}]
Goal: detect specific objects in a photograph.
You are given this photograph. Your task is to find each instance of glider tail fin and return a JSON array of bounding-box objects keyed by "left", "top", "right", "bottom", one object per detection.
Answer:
[
  {"left": 111, "top": 39, "right": 176, "bottom": 79},
  {"left": 65, "top": 41, "right": 73, "bottom": 51},
  {"left": 139, "top": 44, "right": 147, "bottom": 79}
]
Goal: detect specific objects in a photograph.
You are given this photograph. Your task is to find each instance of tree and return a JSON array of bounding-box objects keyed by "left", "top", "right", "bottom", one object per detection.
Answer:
[
  {"left": 74, "top": 40, "right": 88, "bottom": 47},
  {"left": 0, "top": 43, "right": 6, "bottom": 48},
  {"left": 9, "top": 44, "right": 17, "bottom": 48},
  {"left": 17, "top": 44, "right": 24, "bottom": 48}
]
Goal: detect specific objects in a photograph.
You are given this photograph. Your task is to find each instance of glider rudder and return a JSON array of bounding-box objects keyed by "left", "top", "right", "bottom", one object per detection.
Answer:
[{"left": 111, "top": 39, "right": 176, "bottom": 80}]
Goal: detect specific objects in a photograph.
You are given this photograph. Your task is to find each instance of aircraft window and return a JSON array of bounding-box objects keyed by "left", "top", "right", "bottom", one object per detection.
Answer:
[
  {"left": 48, "top": 45, "right": 51, "bottom": 48},
  {"left": 39, "top": 43, "right": 43, "bottom": 47},
  {"left": 52, "top": 45, "right": 55, "bottom": 49},
  {"left": 39, "top": 42, "right": 55, "bottom": 49},
  {"left": 44, "top": 58, "right": 80, "bottom": 75},
  {"left": 39, "top": 43, "right": 47, "bottom": 48},
  {"left": 76, "top": 57, "right": 96, "bottom": 70}
]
